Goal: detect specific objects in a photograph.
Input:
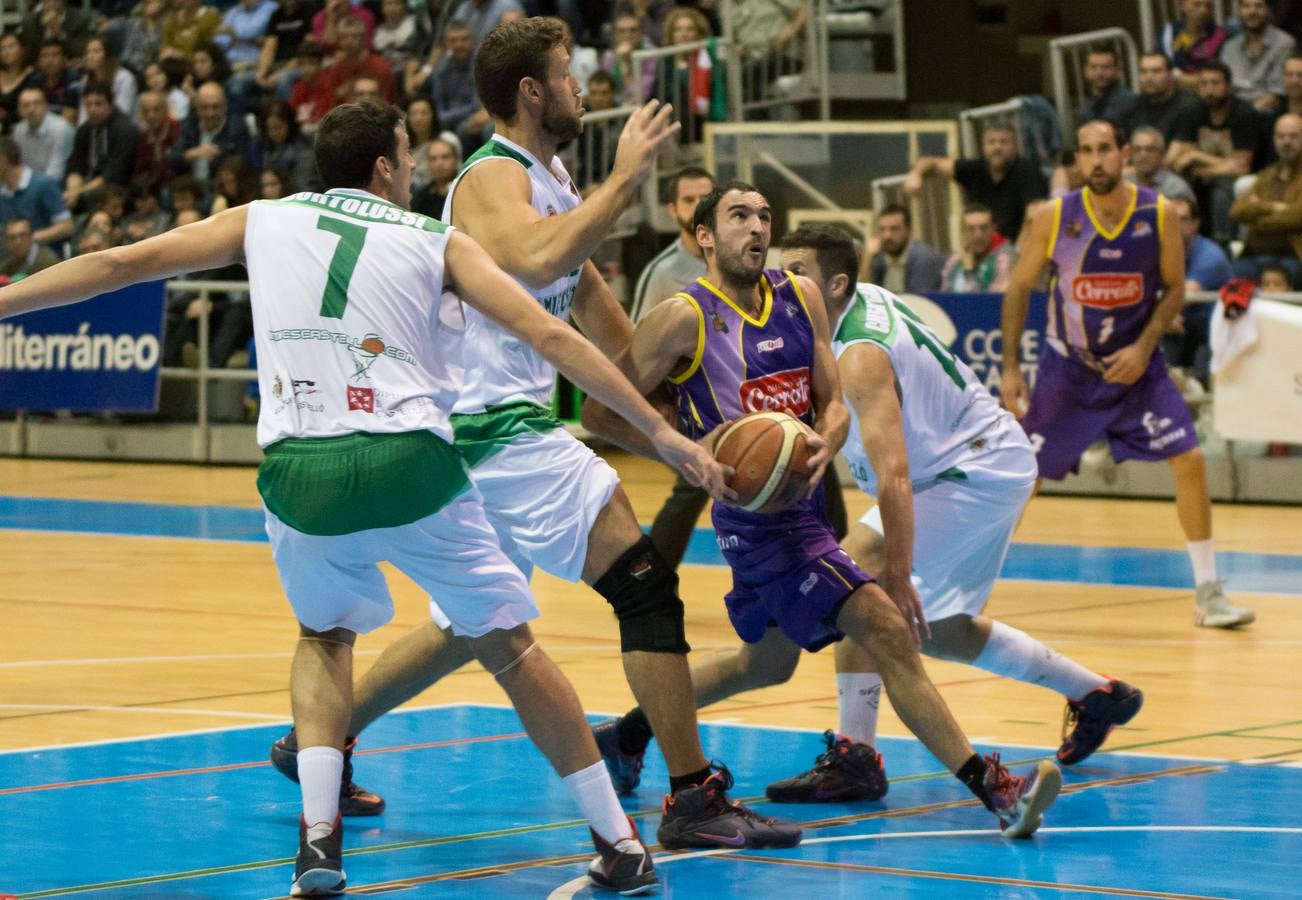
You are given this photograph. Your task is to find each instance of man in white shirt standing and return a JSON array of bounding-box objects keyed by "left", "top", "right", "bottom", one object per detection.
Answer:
[{"left": 12, "top": 86, "right": 74, "bottom": 182}]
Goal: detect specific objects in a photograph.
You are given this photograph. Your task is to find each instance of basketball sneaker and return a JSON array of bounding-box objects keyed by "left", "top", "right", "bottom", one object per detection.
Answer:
[
  {"left": 984, "top": 752, "right": 1062, "bottom": 839},
  {"left": 587, "top": 818, "right": 658, "bottom": 895},
  {"left": 269, "top": 729, "right": 387, "bottom": 816},
  {"left": 1194, "top": 581, "right": 1255, "bottom": 628},
  {"left": 593, "top": 718, "right": 645, "bottom": 795},
  {"left": 657, "top": 763, "right": 803, "bottom": 850},
  {"left": 1058, "top": 680, "right": 1144, "bottom": 765},
  {"left": 291, "top": 815, "right": 345, "bottom": 896},
  {"left": 764, "top": 730, "right": 889, "bottom": 803}
]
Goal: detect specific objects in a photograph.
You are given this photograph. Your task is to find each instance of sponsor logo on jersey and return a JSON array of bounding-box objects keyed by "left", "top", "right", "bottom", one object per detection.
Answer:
[
  {"left": 1142, "top": 410, "right": 1187, "bottom": 449},
  {"left": 273, "top": 374, "right": 324, "bottom": 412},
  {"left": 1072, "top": 274, "right": 1144, "bottom": 308},
  {"left": 347, "top": 385, "right": 374, "bottom": 412},
  {"left": 1099, "top": 248, "right": 1123, "bottom": 259},
  {"left": 756, "top": 337, "right": 785, "bottom": 352},
  {"left": 716, "top": 534, "right": 740, "bottom": 550},
  {"left": 798, "top": 572, "right": 819, "bottom": 595},
  {"left": 739, "top": 367, "right": 811, "bottom": 416},
  {"left": 545, "top": 205, "right": 557, "bottom": 217},
  {"left": 1066, "top": 221, "right": 1081, "bottom": 238},
  {"left": 1133, "top": 220, "right": 1152, "bottom": 237}
]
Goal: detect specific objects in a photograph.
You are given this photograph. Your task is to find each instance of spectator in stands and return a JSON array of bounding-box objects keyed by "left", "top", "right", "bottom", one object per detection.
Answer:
[
  {"left": 35, "top": 40, "right": 78, "bottom": 121},
  {"left": 130, "top": 89, "right": 181, "bottom": 193},
  {"left": 210, "top": 156, "right": 259, "bottom": 213},
  {"left": 188, "top": 43, "right": 233, "bottom": 99},
  {"left": 144, "top": 58, "right": 191, "bottom": 124},
  {"left": 121, "top": 181, "right": 172, "bottom": 243},
  {"left": 1, "top": 218, "right": 58, "bottom": 280},
  {"left": 288, "top": 42, "right": 333, "bottom": 132},
  {"left": 1259, "top": 262, "right": 1292, "bottom": 291},
  {"left": 121, "top": 0, "right": 170, "bottom": 76},
  {"left": 576, "top": 71, "right": 617, "bottom": 190},
  {"left": 602, "top": 10, "right": 655, "bottom": 105},
  {"left": 1075, "top": 45, "right": 1139, "bottom": 128},
  {"left": 431, "top": 19, "right": 491, "bottom": 152},
  {"left": 321, "top": 16, "right": 398, "bottom": 109},
  {"left": 312, "top": 0, "right": 376, "bottom": 54},
  {"left": 905, "top": 124, "right": 1048, "bottom": 241},
  {"left": 348, "top": 76, "right": 385, "bottom": 104},
  {"left": 20, "top": 0, "right": 99, "bottom": 62},
  {"left": 651, "top": 7, "right": 713, "bottom": 140},
  {"left": 411, "top": 137, "right": 460, "bottom": 218},
  {"left": 630, "top": 165, "right": 713, "bottom": 321},
  {"left": 1126, "top": 52, "right": 1202, "bottom": 148},
  {"left": 1282, "top": 53, "right": 1302, "bottom": 119},
  {"left": 214, "top": 0, "right": 277, "bottom": 118},
  {"left": 0, "top": 33, "right": 38, "bottom": 135},
  {"left": 1128, "top": 126, "right": 1197, "bottom": 203},
  {"left": 1164, "top": 195, "right": 1230, "bottom": 382},
  {"left": 406, "top": 97, "right": 439, "bottom": 187},
  {"left": 73, "top": 225, "right": 114, "bottom": 255},
  {"left": 732, "top": 0, "right": 806, "bottom": 60},
  {"left": 941, "top": 204, "right": 1016, "bottom": 293},
  {"left": 162, "top": 0, "right": 222, "bottom": 61},
  {"left": 0, "top": 136, "right": 73, "bottom": 248},
  {"left": 1169, "top": 60, "right": 1263, "bottom": 241},
  {"left": 586, "top": 69, "right": 616, "bottom": 111},
  {"left": 13, "top": 87, "right": 74, "bottom": 182},
  {"left": 169, "top": 175, "right": 202, "bottom": 216},
  {"left": 65, "top": 82, "right": 139, "bottom": 213},
  {"left": 868, "top": 203, "right": 944, "bottom": 294},
  {"left": 1050, "top": 148, "right": 1086, "bottom": 197},
  {"left": 255, "top": 0, "right": 317, "bottom": 101},
  {"left": 259, "top": 167, "right": 290, "bottom": 199},
  {"left": 450, "top": 0, "right": 525, "bottom": 48},
  {"left": 77, "top": 36, "right": 138, "bottom": 123},
  {"left": 376, "top": 0, "right": 424, "bottom": 74},
  {"left": 1162, "top": 0, "right": 1229, "bottom": 90},
  {"left": 1230, "top": 112, "right": 1302, "bottom": 285},
  {"left": 170, "top": 81, "right": 252, "bottom": 189},
  {"left": 1221, "top": 0, "right": 1295, "bottom": 112},
  {"left": 255, "top": 101, "right": 314, "bottom": 193}
]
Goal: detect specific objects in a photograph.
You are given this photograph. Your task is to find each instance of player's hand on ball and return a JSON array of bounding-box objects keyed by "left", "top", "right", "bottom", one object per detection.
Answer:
[
  {"left": 1102, "top": 343, "right": 1149, "bottom": 385},
  {"left": 1000, "top": 366, "right": 1030, "bottom": 419},
  {"left": 801, "top": 428, "right": 832, "bottom": 500},
  {"left": 659, "top": 427, "right": 736, "bottom": 502}
]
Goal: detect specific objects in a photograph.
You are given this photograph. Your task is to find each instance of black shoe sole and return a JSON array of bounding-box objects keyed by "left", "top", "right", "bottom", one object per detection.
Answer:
[
  {"left": 765, "top": 784, "right": 888, "bottom": 803},
  {"left": 656, "top": 828, "right": 803, "bottom": 850}
]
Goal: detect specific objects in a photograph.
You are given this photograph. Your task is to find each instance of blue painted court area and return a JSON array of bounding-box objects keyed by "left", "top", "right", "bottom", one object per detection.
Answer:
[
  {"left": 2, "top": 705, "right": 1299, "bottom": 899},
  {"left": 3, "top": 494, "right": 1301, "bottom": 594}
]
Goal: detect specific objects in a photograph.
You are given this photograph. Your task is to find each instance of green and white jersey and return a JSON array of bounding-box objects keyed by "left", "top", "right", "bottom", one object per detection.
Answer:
[
  {"left": 442, "top": 134, "right": 584, "bottom": 414},
  {"left": 246, "top": 188, "right": 459, "bottom": 448},
  {"left": 832, "top": 283, "right": 1012, "bottom": 495}
]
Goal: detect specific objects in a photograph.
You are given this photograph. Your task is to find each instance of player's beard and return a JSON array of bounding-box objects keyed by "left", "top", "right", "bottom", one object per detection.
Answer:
[
  {"left": 541, "top": 89, "right": 582, "bottom": 145},
  {"left": 1089, "top": 169, "right": 1121, "bottom": 194},
  {"left": 716, "top": 240, "right": 764, "bottom": 288}
]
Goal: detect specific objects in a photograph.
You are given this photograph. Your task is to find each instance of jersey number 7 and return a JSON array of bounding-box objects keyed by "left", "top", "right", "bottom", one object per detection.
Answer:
[{"left": 316, "top": 215, "right": 368, "bottom": 319}]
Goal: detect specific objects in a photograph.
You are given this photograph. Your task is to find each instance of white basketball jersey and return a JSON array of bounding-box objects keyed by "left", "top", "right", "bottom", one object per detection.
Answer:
[
  {"left": 442, "top": 134, "right": 584, "bottom": 413},
  {"left": 246, "top": 189, "right": 460, "bottom": 447},
  {"left": 831, "top": 283, "right": 1014, "bottom": 495}
]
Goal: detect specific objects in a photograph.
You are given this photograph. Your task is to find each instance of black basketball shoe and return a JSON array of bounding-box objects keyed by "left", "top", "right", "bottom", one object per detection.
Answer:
[{"left": 765, "top": 730, "right": 889, "bottom": 803}]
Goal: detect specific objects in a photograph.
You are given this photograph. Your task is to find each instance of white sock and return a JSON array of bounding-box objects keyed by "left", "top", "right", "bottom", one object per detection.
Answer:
[
  {"left": 298, "top": 745, "right": 344, "bottom": 826},
  {"left": 562, "top": 760, "right": 632, "bottom": 846},
  {"left": 836, "top": 672, "right": 883, "bottom": 747},
  {"left": 973, "top": 621, "right": 1108, "bottom": 701},
  {"left": 1187, "top": 539, "right": 1217, "bottom": 585}
]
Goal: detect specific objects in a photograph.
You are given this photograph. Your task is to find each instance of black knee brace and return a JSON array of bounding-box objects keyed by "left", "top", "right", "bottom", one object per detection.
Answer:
[{"left": 593, "top": 534, "right": 690, "bottom": 654}]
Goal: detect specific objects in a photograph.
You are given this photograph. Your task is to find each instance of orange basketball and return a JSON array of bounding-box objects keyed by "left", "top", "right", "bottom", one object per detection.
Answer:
[{"left": 712, "top": 411, "right": 813, "bottom": 514}]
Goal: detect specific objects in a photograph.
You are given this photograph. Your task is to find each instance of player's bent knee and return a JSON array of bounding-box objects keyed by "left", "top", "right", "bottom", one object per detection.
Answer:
[
  {"left": 298, "top": 623, "right": 357, "bottom": 646},
  {"left": 469, "top": 622, "right": 537, "bottom": 674},
  {"left": 921, "top": 614, "right": 979, "bottom": 661},
  {"left": 839, "top": 587, "right": 912, "bottom": 657},
  {"left": 593, "top": 534, "right": 690, "bottom": 654}
]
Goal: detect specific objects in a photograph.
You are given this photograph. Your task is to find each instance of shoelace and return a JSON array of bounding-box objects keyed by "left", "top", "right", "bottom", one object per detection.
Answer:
[
  {"left": 983, "top": 752, "right": 1022, "bottom": 807},
  {"left": 699, "top": 766, "right": 778, "bottom": 824}
]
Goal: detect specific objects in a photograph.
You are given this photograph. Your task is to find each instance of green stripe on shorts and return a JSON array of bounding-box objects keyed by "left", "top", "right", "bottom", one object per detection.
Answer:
[
  {"left": 258, "top": 430, "right": 470, "bottom": 536},
  {"left": 451, "top": 401, "right": 563, "bottom": 468}
]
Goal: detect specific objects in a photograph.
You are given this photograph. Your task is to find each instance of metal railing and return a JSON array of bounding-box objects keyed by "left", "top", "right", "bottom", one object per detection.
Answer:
[
  {"left": 1138, "top": 0, "right": 1227, "bottom": 55},
  {"left": 869, "top": 172, "right": 957, "bottom": 255},
  {"left": 958, "top": 99, "right": 1026, "bottom": 160},
  {"left": 720, "top": 0, "right": 830, "bottom": 121},
  {"left": 631, "top": 38, "right": 734, "bottom": 146},
  {"left": 1048, "top": 28, "right": 1141, "bottom": 139},
  {"left": 568, "top": 104, "right": 638, "bottom": 194}
]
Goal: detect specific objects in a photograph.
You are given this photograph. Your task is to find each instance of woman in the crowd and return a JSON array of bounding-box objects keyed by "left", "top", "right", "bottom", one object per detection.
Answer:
[
  {"left": 78, "top": 35, "right": 139, "bottom": 122},
  {"left": 254, "top": 101, "right": 315, "bottom": 193},
  {"left": 0, "top": 32, "right": 38, "bottom": 133}
]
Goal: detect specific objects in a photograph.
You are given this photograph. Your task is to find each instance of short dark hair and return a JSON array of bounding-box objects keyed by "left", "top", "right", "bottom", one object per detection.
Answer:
[
  {"left": 1077, "top": 117, "right": 1128, "bottom": 147},
  {"left": 171, "top": 174, "right": 201, "bottom": 198},
  {"left": 692, "top": 180, "right": 762, "bottom": 233},
  {"left": 81, "top": 79, "right": 112, "bottom": 103},
  {"left": 878, "top": 202, "right": 911, "bottom": 228},
  {"left": 1200, "top": 59, "right": 1233, "bottom": 84},
  {"left": 314, "top": 101, "right": 405, "bottom": 190},
  {"left": 587, "top": 69, "right": 615, "bottom": 90},
  {"left": 663, "top": 165, "right": 714, "bottom": 204},
  {"left": 475, "top": 17, "right": 567, "bottom": 122},
  {"left": 1086, "top": 45, "right": 1119, "bottom": 64},
  {"left": 0, "top": 136, "right": 20, "bottom": 166},
  {"left": 1167, "top": 193, "right": 1200, "bottom": 218},
  {"left": 961, "top": 202, "right": 994, "bottom": 219},
  {"left": 778, "top": 223, "right": 861, "bottom": 286},
  {"left": 1259, "top": 263, "right": 1292, "bottom": 287},
  {"left": 1141, "top": 51, "right": 1173, "bottom": 71}
]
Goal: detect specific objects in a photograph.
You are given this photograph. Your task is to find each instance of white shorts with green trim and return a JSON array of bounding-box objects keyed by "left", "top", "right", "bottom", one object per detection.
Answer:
[
  {"left": 860, "top": 443, "right": 1036, "bottom": 622},
  {"left": 266, "top": 484, "right": 539, "bottom": 637}
]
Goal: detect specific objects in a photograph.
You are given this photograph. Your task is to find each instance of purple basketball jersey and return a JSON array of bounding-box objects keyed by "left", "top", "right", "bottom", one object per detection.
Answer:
[{"left": 1046, "top": 185, "right": 1163, "bottom": 370}]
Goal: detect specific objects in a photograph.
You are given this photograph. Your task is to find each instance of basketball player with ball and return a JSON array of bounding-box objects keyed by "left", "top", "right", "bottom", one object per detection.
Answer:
[{"left": 583, "top": 182, "right": 1063, "bottom": 839}]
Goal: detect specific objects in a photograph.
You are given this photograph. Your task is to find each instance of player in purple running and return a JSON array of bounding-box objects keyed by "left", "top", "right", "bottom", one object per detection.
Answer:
[
  {"left": 585, "top": 182, "right": 1063, "bottom": 840},
  {"left": 1001, "top": 119, "right": 1254, "bottom": 629}
]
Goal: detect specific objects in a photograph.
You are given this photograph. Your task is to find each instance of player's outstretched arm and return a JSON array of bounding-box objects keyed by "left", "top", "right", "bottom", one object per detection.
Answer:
[
  {"left": 569, "top": 260, "right": 633, "bottom": 359},
  {"left": 0, "top": 206, "right": 250, "bottom": 321},
  {"left": 999, "top": 199, "right": 1055, "bottom": 417},
  {"left": 839, "top": 342, "right": 927, "bottom": 645},
  {"left": 446, "top": 232, "right": 728, "bottom": 500},
  {"left": 794, "top": 274, "right": 849, "bottom": 493},
  {"left": 452, "top": 100, "right": 679, "bottom": 289}
]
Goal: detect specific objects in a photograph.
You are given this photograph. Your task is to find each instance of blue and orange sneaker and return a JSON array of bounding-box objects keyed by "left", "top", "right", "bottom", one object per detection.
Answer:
[
  {"left": 984, "top": 753, "right": 1061, "bottom": 838},
  {"left": 1058, "top": 679, "right": 1144, "bottom": 765},
  {"left": 657, "top": 763, "right": 802, "bottom": 850},
  {"left": 270, "top": 728, "right": 386, "bottom": 816},
  {"left": 765, "top": 730, "right": 889, "bottom": 803},
  {"left": 593, "top": 718, "right": 645, "bottom": 795}
]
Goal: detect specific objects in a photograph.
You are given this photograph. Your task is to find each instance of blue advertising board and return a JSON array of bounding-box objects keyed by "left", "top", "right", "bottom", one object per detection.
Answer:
[
  {"left": 906, "top": 291, "right": 1049, "bottom": 397},
  {"left": 0, "top": 280, "right": 167, "bottom": 413}
]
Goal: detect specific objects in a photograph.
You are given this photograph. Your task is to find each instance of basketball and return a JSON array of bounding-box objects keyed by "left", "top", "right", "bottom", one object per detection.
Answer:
[{"left": 712, "top": 411, "right": 813, "bottom": 513}]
